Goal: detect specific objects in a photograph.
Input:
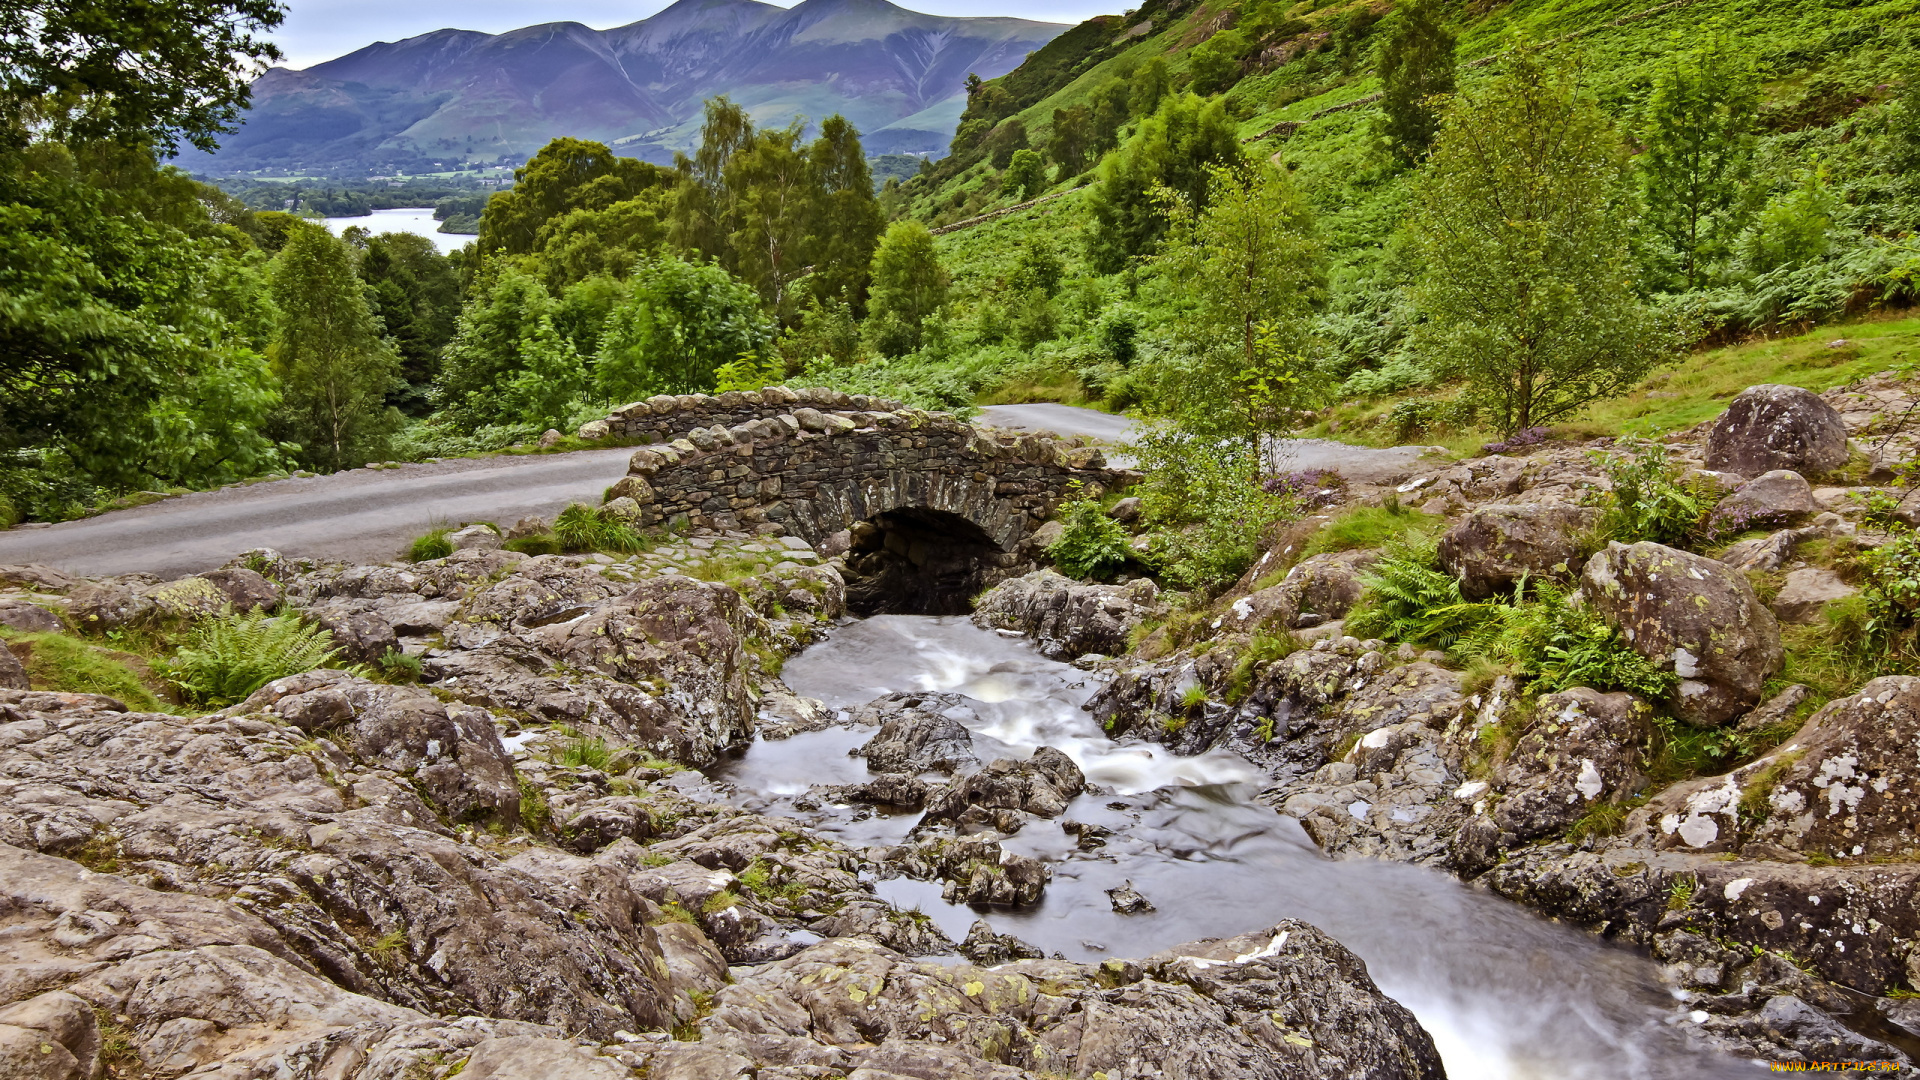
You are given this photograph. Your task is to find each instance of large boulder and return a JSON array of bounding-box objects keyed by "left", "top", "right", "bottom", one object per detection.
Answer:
[
  {"left": 1438, "top": 503, "right": 1599, "bottom": 599},
  {"left": 1745, "top": 676, "right": 1920, "bottom": 861},
  {"left": 855, "top": 693, "right": 982, "bottom": 774},
  {"left": 1228, "top": 550, "right": 1377, "bottom": 629},
  {"left": 971, "top": 570, "right": 1160, "bottom": 659},
  {"left": 1705, "top": 384, "right": 1850, "bottom": 478},
  {"left": 1710, "top": 470, "right": 1820, "bottom": 531},
  {"left": 918, "top": 748, "right": 1086, "bottom": 826},
  {"left": 1580, "top": 541, "right": 1784, "bottom": 727},
  {"left": 1490, "top": 688, "right": 1654, "bottom": 843}
]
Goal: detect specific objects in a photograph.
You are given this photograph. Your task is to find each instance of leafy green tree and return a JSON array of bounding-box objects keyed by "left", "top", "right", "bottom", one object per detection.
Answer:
[
  {"left": 1086, "top": 93, "right": 1244, "bottom": 274},
  {"left": 477, "top": 138, "right": 672, "bottom": 258},
  {"left": 1129, "top": 58, "right": 1172, "bottom": 119},
  {"left": 1639, "top": 31, "right": 1759, "bottom": 289},
  {"left": 0, "top": 0, "right": 284, "bottom": 151},
  {"left": 596, "top": 254, "right": 774, "bottom": 399},
  {"left": 984, "top": 118, "right": 1030, "bottom": 170},
  {"left": 1047, "top": 106, "right": 1090, "bottom": 174},
  {"left": 669, "top": 97, "right": 756, "bottom": 266},
  {"left": 496, "top": 314, "right": 589, "bottom": 427},
  {"left": 533, "top": 190, "right": 671, "bottom": 289},
  {"left": 1150, "top": 163, "right": 1325, "bottom": 440},
  {"left": 435, "top": 267, "right": 555, "bottom": 425},
  {"left": 1410, "top": 48, "right": 1672, "bottom": 435},
  {"left": 725, "top": 123, "right": 813, "bottom": 313},
  {"left": 864, "top": 221, "right": 949, "bottom": 358},
  {"left": 777, "top": 298, "right": 862, "bottom": 371},
  {"left": 1742, "top": 164, "right": 1836, "bottom": 274},
  {"left": 1089, "top": 77, "right": 1131, "bottom": 156},
  {"left": 1002, "top": 148, "right": 1046, "bottom": 200},
  {"left": 804, "top": 115, "right": 883, "bottom": 314},
  {"left": 268, "top": 225, "right": 402, "bottom": 470},
  {"left": 1189, "top": 30, "right": 1248, "bottom": 97},
  {"left": 354, "top": 231, "right": 459, "bottom": 411},
  {"left": 1373, "top": 0, "right": 1456, "bottom": 165}
]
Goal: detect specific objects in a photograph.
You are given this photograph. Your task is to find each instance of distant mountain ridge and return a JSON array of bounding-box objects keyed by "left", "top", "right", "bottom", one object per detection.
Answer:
[{"left": 185, "top": 0, "right": 1069, "bottom": 175}]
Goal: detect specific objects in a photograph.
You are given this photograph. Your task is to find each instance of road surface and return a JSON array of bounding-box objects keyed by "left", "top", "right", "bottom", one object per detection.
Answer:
[
  {"left": 0, "top": 449, "right": 635, "bottom": 579},
  {"left": 0, "top": 405, "right": 1445, "bottom": 580}
]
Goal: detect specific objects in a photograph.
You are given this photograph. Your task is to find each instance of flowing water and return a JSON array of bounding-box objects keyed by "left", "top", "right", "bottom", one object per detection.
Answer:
[{"left": 716, "top": 615, "right": 1754, "bottom": 1079}]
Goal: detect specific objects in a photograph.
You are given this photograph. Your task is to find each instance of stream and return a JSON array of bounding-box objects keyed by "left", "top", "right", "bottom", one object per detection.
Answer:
[{"left": 714, "top": 615, "right": 1755, "bottom": 1079}]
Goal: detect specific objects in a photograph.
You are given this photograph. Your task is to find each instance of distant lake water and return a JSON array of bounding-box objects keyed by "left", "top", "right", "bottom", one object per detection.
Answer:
[{"left": 320, "top": 207, "right": 471, "bottom": 254}]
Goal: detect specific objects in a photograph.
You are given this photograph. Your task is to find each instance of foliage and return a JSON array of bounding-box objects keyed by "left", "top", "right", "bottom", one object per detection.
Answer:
[
  {"left": 1594, "top": 438, "right": 1710, "bottom": 546},
  {"left": 407, "top": 527, "right": 453, "bottom": 562},
  {"left": 1460, "top": 581, "right": 1679, "bottom": 698},
  {"left": 596, "top": 253, "right": 776, "bottom": 399},
  {"left": 712, "top": 352, "right": 785, "bottom": 393},
  {"left": 552, "top": 502, "right": 643, "bottom": 554},
  {"left": 1373, "top": 0, "right": 1456, "bottom": 165},
  {"left": 476, "top": 138, "right": 673, "bottom": 259},
  {"left": 1002, "top": 148, "right": 1046, "bottom": 201},
  {"left": 1859, "top": 529, "right": 1920, "bottom": 647},
  {"left": 1049, "top": 492, "right": 1132, "bottom": 580},
  {"left": 1410, "top": 46, "right": 1676, "bottom": 435},
  {"left": 267, "top": 224, "right": 403, "bottom": 471},
  {"left": 0, "top": 0, "right": 285, "bottom": 152},
  {"left": 1637, "top": 30, "right": 1759, "bottom": 290},
  {"left": 1346, "top": 537, "right": 1498, "bottom": 648},
  {"left": 161, "top": 610, "right": 346, "bottom": 707},
  {"left": 1085, "top": 93, "right": 1244, "bottom": 274},
  {"left": 1147, "top": 163, "right": 1325, "bottom": 441},
  {"left": 1134, "top": 425, "right": 1293, "bottom": 591},
  {"left": 1296, "top": 499, "right": 1438, "bottom": 562},
  {"left": 1, "top": 631, "right": 171, "bottom": 712},
  {"left": 864, "top": 221, "right": 950, "bottom": 358},
  {"left": 353, "top": 230, "right": 460, "bottom": 412}
]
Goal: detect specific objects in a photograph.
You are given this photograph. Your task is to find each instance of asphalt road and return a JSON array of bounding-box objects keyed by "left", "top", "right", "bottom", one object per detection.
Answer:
[
  {"left": 0, "top": 448, "right": 636, "bottom": 579},
  {"left": 0, "top": 405, "right": 1444, "bottom": 580}
]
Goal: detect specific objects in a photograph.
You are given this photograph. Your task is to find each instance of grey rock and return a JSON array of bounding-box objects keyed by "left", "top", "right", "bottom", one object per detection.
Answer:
[
  {"left": 449, "top": 523, "right": 505, "bottom": 551},
  {"left": 1492, "top": 688, "right": 1653, "bottom": 844},
  {"left": 971, "top": 570, "right": 1159, "bottom": 660},
  {"left": 1106, "top": 880, "right": 1155, "bottom": 913},
  {"left": 1438, "top": 502, "right": 1600, "bottom": 599},
  {"left": 1705, "top": 384, "right": 1850, "bottom": 477},
  {"left": 918, "top": 748, "right": 1086, "bottom": 826},
  {"left": 1713, "top": 469, "right": 1820, "bottom": 528},
  {"left": 0, "top": 643, "right": 25, "bottom": 690},
  {"left": 1771, "top": 567, "right": 1857, "bottom": 625},
  {"left": 959, "top": 920, "right": 1045, "bottom": 965},
  {"left": 1581, "top": 541, "right": 1783, "bottom": 727},
  {"left": 854, "top": 693, "right": 982, "bottom": 774},
  {"left": 196, "top": 566, "right": 281, "bottom": 611},
  {"left": 0, "top": 600, "right": 62, "bottom": 634},
  {"left": 460, "top": 1035, "right": 634, "bottom": 1080}
]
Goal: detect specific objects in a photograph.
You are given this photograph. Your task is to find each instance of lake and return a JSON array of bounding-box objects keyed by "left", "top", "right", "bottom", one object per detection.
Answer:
[{"left": 320, "top": 207, "right": 472, "bottom": 254}]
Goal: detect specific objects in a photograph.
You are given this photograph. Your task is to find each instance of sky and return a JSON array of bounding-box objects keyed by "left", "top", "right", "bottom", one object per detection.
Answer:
[{"left": 269, "top": 0, "right": 1121, "bottom": 69}]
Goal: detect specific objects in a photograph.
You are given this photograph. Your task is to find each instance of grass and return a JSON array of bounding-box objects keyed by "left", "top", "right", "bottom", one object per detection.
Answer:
[
  {"left": 553, "top": 503, "right": 644, "bottom": 555},
  {"left": 1296, "top": 500, "right": 1441, "bottom": 564},
  {"left": 1, "top": 631, "right": 174, "bottom": 711},
  {"left": 407, "top": 527, "right": 454, "bottom": 562},
  {"left": 1224, "top": 629, "right": 1302, "bottom": 704},
  {"left": 517, "top": 778, "right": 550, "bottom": 835}
]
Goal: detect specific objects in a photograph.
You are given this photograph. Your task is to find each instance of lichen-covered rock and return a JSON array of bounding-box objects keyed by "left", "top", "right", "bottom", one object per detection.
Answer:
[
  {"left": 1742, "top": 676, "right": 1920, "bottom": 861},
  {"left": 461, "top": 555, "right": 621, "bottom": 628},
  {"left": 1713, "top": 469, "right": 1820, "bottom": 528},
  {"left": 854, "top": 692, "right": 982, "bottom": 774},
  {"left": 700, "top": 926, "right": 1445, "bottom": 1080},
  {"left": 1580, "top": 541, "right": 1783, "bottom": 727},
  {"left": 1228, "top": 550, "right": 1376, "bottom": 629},
  {"left": 1771, "top": 567, "right": 1857, "bottom": 625},
  {"left": 1705, "top": 384, "right": 1850, "bottom": 477},
  {"left": 305, "top": 605, "right": 398, "bottom": 662},
  {"left": 196, "top": 566, "right": 281, "bottom": 612},
  {"left": 1490, "top": 688, "right": 1653, "bottom": 844},
  {"left": 971, "top": 570, "right": 1160, "bottom": 659},
  {"left": 1438, "top": 502, "right": 1599, "bottom": 599}
]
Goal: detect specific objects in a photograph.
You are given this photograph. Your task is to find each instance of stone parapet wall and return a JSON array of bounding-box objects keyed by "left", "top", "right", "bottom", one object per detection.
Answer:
[
  {"left": 602, "top": 395, "right": 1122, "bottom": 548},
  {"left": 596, "top": 386, "right": 908, "bottom": 446}
]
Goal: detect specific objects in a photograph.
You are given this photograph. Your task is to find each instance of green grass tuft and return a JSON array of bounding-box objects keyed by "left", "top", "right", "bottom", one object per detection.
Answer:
[{"left": 407, "top": 528, "right": 454, "bottom": 562}]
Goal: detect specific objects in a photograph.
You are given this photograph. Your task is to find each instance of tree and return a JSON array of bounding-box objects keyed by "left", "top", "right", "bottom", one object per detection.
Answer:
[
  {"left": 1086, "top": 93, "right": 1244, "bottom": 274},
  {"left": 1047, "top": 106, "right": 1090, "bottom": 174},
  {"left": 725, "top": 123, "right": 812, "bottom": 313},
  {"left": 1089, "top": 77, "right": 1131, "bottom": 156},
  {"left": 0, "top": 0, "right": 284, "bottom": 151},
  {"left": 355, "top": 231, "right": 459, "bottom": 411},
  {"left": 1374, "top": 0, "right": 1456, "bottom": 165},
  {"left": 1410, "top": 48, "right": 1673, "bottom": 435},
  {"left": 268, "top": 225, "right": 401, "bottom": 470},
  {"left": 864, "top": 221, "right": 949, "bottom": 358},
  {"left": 1639, "top": 31, "right": 1759, "bottom": 289},
  {"left": 1129, "top": 58, "right": 1172, "bottom": 119},
  {"left": 435, "top": 267, "right": 556, "bottom": 425},
  {"left": 1188, "top": 30, "right": 1248, "bottom": 97},
  {"left": 1002, "top": 148, "right": 1046, "bottom": 201},
  {"left": 804, "top": 115, "right": 884, "bottom": 314},
  {"left": 596, "top": 254, "right": 774, "bottom": 399},
  {"left": 477, "top": 138, "right": 672, "bottom": 258},
  {"left": 669, "top": 97, "right": 756, "bottom": 265},
  {"left": 984, "top": 118, "right": 1030, "bottom": 170},
  {"left": 1151, "top": 163, "right": 1325, "bottom": 441},
  {"left": 495, "top": 314, "right": 589, "bottom": 427}
]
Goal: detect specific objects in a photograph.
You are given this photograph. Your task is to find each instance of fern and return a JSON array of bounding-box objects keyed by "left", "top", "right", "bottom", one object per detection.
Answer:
[
  {"left": 1347, "top": 538, "right": 1504, "bottom": 648},
  {"left": 161, "top": 611, "right": 346, "bottom": 706}
]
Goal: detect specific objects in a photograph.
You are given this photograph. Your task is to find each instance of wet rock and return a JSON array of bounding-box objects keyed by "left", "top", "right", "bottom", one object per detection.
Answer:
[
  {"left": 1713, "top": 470, "right": 1820, "bottom": 529},
  {"left": 886, "top": 835, "right": 1052, "bottom": 905},
  {"left": 0, "top": 599, "right": 62, "bottom": 634},
  {"left": 827, "top": 772, "right": 929, "bottom": 809},
  {"left": 196, "top": 566, "right": 281, "bottom": 611},
  {"left": 1771, "top": 567, "right": 1857, "bottom": 625},
  {"left": 959, "top": 920, "right": 1046, "bottom": 965},
  {"left": 970, "top": 570, "right": 1160, "bottom": 660},
  {"left": 1438, "top": 502, "right": 1600, "bottom": 599},
  {"left": 919, "top": 748, "right": 1086, "bottom": 827},
  {"left": 1106, "top": 880, "right": 1155, "bottom": 913},
  {"left": 1705, "top": 384, "right": 1850, "bottom": 478},
  {"left": 1491, "top": 688, "right": 1653, "bottom": 844},
  {"left": 1581, "top": 541, "right": 1784, "bottom": 727},
  {"left": 854, "top": 693, "right": 981, "bottom": 774},
  {"left": 701, "top": 926, "right": 1445, "bottom": 1080}
]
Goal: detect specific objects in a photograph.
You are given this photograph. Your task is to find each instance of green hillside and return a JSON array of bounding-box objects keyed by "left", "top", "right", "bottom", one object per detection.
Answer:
[{"left": 826, "top": 0, "right": 1920, "bottom": 425}]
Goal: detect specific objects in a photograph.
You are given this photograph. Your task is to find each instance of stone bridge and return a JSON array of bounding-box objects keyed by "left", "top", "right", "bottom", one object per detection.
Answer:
[{"left": 591, "top": 388, "right": 1130, "bottom": 612}]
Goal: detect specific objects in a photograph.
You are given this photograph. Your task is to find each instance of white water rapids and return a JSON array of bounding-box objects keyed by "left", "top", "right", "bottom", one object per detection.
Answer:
[{"left": 714, "top": 615, "right": 1757, "bottom": 1079}]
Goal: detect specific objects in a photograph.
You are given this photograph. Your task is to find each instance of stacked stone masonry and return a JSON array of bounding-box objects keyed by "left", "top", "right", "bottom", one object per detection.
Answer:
[{"left": 600, "top": 389, "right": 1126, "bottom": 549}]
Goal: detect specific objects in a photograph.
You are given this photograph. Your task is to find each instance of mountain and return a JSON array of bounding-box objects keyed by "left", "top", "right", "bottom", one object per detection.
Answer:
[{"left": 185, "top": 0, "right": 1069, "bottom": 175}]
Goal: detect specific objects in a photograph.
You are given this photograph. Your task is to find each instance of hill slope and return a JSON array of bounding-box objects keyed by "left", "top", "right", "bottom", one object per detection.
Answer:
[{"left": 187, "top": 0, "right": 1068, "bottom": 175}]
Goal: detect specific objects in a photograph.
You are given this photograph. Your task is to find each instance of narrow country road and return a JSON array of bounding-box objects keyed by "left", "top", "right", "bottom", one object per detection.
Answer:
[
  {"left": 0, "top": 448, "right": 635, "bottom": 579},
  {"left": 0, "top": 404, "right": 1446, "bottom": 580}
]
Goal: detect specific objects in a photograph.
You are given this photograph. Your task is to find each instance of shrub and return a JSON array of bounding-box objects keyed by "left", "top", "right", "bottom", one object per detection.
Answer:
[
  {"left": 1594, "top": 438, "right": 1710, "bottom": 547},
  {"left": 1261, "top": 469, "right": 1345, "bottom": 511},
  {"left": 1049, "top": 495, "right": 1131, "bottom": 580},
  {"left": 553, "top": 502, "right": 643, "bottom": 554},
  {"left": 1133, "top": 427, "right": 1294, "bottom": 592},
  {"left": 1481, "top": 427, "right": 1551, "bottom": 455},
  {"left": 407, "top": 527, "right": 453, "bottom": 562},
  {"left": 161, "top": 611, "right": 345, "bottom": 707},
  {"left": 1460, "top": 582, "right": 1678, "bottom": 698}
]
